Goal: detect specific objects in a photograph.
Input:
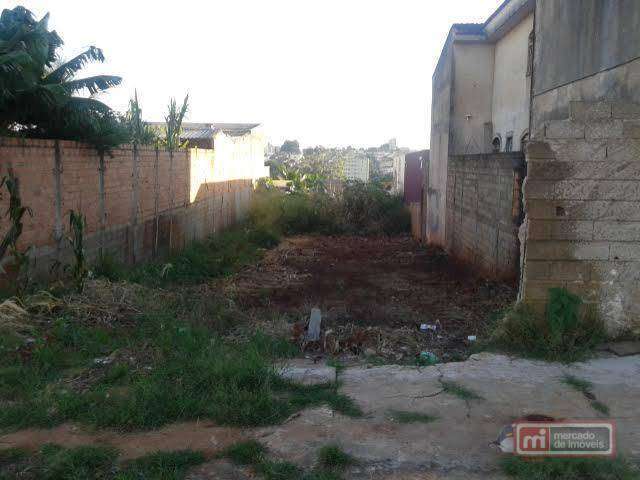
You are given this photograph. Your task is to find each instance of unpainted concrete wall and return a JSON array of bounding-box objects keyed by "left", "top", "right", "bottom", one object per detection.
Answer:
[
  {"left": 0, "top": 138, "right": 253, "bottom": 278},
  {"left": 446, "top": 152, "right": 524, "bottom": 281},
  {"left": 533, "top": 0, "right": 640, "bottom": 97},
  {"left": 521, "top": 101, "right": 640, "bottom": 335},
  {"left": 428, "top": 37, "right": 454, "bottom": 247},
  {"left": 520, "top": 0, "right": 640, "bottom": 334}
]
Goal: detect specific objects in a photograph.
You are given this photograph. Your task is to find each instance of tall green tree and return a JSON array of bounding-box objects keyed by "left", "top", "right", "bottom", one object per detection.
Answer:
[
  {"left": 126, "top": 90, "right": 158, "bottom": 145},
  {"left": 162, "top": 95, "right": 189, "bottom": 152},
  {"left": 0, "top": 6, "right": 124, "bottom": 149},
  {"left": 281, "top": 140, "right": 300, "bottom": 154}
]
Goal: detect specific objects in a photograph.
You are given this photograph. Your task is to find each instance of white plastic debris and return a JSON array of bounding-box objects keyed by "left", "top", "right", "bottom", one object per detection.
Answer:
[
  {"left": 420, "top": 323, "right": 437, "bottom": 332},
  {"left": 467, "top": 335, "right": 477, "bottom": 342}
]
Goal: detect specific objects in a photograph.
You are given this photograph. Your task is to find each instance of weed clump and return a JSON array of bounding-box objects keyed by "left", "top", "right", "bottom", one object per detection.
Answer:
[
  {"left": 317, "top": 444, "right": 356, "bottom": 471},
  {"left": 94, "top": 226, "right": 278, "bottom": 286},
  {"left": 562, "top": 374, "right": 610, "bottom": 416},
  {"left": 219, "top": 440, "right": 266, "bottom": 465},
  {"left": 0, "top": 309, "right": 361, "bottom": 431},
  {"left": 386, "top": 410, "right": 438, "bottom": 424},
  {"left": 220, "top": 441, "right": 357, "bottom": 480},
  {"left": 490, "top": 288, "right": 607, "bottom": 362},
  {"left": 0, "top": 445, "right": 205, "bottom": 480},
  {"left": 439, "top": 379, "right": 483, "bottom": 401},
  {"left": 249, "top": 181, "right": 410, "bottom": 238}
]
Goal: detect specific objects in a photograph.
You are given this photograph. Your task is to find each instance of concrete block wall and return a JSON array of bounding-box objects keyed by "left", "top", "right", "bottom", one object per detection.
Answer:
[
  {"left": 0, "top": 138, "right": 254, "bottom": 279},
  {"left": 521, "top": 100, "right": 640, "bottom": 334},
  {"left": 445, "top": 152, "right": 524, "bottom": 281}
]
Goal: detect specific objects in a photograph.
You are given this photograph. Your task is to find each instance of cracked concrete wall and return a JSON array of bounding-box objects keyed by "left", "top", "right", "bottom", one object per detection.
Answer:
[
  {"left": 521, "top": 104, "right": 640, "bottom": 335},
  {"left": 519, "top": 0, "right": 640, "bottom": 335}
]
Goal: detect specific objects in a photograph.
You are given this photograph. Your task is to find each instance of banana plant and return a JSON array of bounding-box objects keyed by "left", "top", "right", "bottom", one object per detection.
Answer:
[
  {"left": 67, "top": 210, "right": 88, "bottom": 293},
  {"left": 0, "top": 172, "right": 33, "bottom": 296}
]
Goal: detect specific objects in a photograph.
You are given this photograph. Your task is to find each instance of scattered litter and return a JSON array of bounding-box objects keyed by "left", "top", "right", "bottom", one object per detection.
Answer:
[
  {"left": 418, "top": 351, "right": 438, "bottom": 365},
  {"left": 225, "top": 236, "right": 516, "bottom": 363},
  {"left": 93, "top": 357, "right": 113, "bottom": 366},
  {"left": 467, "top": 335, "right": 477, "bottom": 342},
  {"left": 490, "top": 424, "right": 514, "bottom": 453},
  {"left": 420, "top": 323, "right": 437, "bottom": 332}
]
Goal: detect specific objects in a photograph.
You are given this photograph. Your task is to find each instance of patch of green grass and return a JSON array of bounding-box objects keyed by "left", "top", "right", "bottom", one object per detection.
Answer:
[
  {"left": 94, "top": 226, "right": 278, "bottom": 287},
  {"left": 326, "top": 358, "right": 346, "bottom": 375},
  {"left": 39, "top": 444, "right": 118, "bottom": 480},
  {"left": 439, "top": 379, "right": 483, "bottom": 401},
  {"left": 0, "top": 447, "right": 28, "bottom": 466},
  {"left": 93, "top": 253, "right": 127, "bottom": 282},
  {"left": 317, "top": 445, "right": 355, "bottom": 471},
  {"left": 562, "top": 374, "right": 610, "bottom": 416},
  {"left": 251, "top": 331, "right": 300, "bottom": 359},
  {"left": 219, "top": 440, "right": 266, "bottom": 466},
  {"left": 0, "top": 309, "right": 361, "bottom": 432},
  {"left": 386, "top": 410, "right": 437, "bottom": 424},
  {"left": 220, "top": 441, "right": 355, "bottom": 480},
  {"left": 562, "top": 374, "right": 594, "bottom": 395},
  {"left": 117, "top": 449, "right": 205, "bottom": 480},
  {"left": 256, "top": 460, "right": 302, "bottom": 480},
  {"left": 591, "top": 400, "right": 611, "bottom": 416},
  {"left": 0, "top": 445, "right": 204, "bottom": 480},
  {"left": 220, "top": 440, "right": 301, "bottom": 480},
  {"left": 489, "top": 289, "right": 607, "bottom": 362},
  {"left": 501, "top": 455, "right": 639, "bottom": 480},
  {"left": 282, "top": 381, "right": 364, "bottom": 418}
]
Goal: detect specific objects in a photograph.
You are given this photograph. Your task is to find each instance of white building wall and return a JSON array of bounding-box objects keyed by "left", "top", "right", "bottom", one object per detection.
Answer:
[
  {"left": 491, "top": 14, "right": 534, "bottom": 152},
  {"left": 392, "top": 154, "right": 405, "bottom": 194},
  {"left": 451, "top": 43, "right": 495, "bottom": 154},
  {"left": 344, "top": 156, "right": 370, "bottom": 182},
  {"left": 211, "top": 127, "right": 269, "bottom": 182}
]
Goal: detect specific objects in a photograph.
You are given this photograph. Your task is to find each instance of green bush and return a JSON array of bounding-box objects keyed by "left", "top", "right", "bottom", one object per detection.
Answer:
[
  {"left": 249, "top": 182, "right": 410, "bottom": 237},
  {"left": 490, "top": 288, "right": 607, "bottom": 362}
]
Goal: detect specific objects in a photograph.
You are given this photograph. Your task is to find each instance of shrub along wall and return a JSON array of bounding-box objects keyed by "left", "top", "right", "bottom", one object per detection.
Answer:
[
  {"left": 445, "top": 152, "right": 525, "bottom": 281},
  {"left": 0, "top": 137, "right": 253, "bottom": 278}
]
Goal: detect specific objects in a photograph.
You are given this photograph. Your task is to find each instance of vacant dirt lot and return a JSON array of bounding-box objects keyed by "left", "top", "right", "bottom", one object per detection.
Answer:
[{"left": 226, "top": 235, "right": 516, "bottom": 363}]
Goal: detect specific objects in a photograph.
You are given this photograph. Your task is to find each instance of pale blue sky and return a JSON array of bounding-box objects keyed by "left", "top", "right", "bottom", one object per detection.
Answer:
[{"left": 7, "top": 0, "right": 502, "bottom": 150}]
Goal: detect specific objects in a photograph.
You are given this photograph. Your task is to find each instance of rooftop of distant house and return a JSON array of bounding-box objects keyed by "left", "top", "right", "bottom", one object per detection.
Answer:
[{"left": 148, "top": 122, "right": 261, "bottom": 140}]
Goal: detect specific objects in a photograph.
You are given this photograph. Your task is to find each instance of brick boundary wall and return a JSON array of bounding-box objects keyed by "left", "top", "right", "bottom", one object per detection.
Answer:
[
  {"left": 445, "top": 152, "right": 525, "bottom": 282},
  {"left": 520, "top": 101, "right": 640, "bottom": 334},
  {"left": 0, "top": 137, "right": 254, "bottom": 280}
]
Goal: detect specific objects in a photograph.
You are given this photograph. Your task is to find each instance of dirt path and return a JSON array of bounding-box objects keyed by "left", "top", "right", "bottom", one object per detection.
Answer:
[
  {"left": 0, "top": 422, "right": 244, "bottom": 460},
  {"left": 227, "top": 235, "right": 515, "bottom": 362}
]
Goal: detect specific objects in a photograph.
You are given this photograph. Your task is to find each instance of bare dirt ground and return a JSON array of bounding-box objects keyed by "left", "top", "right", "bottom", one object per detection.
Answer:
[{"left": 226, "top": 235, "right": 516, "bottom": 363}]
